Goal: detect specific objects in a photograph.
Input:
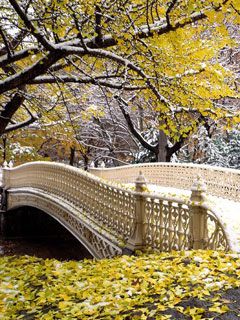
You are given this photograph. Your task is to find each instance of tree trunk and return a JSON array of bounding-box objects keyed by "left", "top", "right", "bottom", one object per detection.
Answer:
[
  {"left": 0, "top": 92, "right": 25, "bottom": 135},
  {"left": 2, "top": 136, "right": 7, "bottom": 161},
  {"left": 157, "top": 130, "right": 169, "bottom": 162},
  {"left": 83, "top": 154, "right": 89, "bottom": 171},
  {"left": 138, "top": 106, "right": 144, "bottom": 131},
  {"left": 69, "top": 147, "right": 75, "bottom": 166}
]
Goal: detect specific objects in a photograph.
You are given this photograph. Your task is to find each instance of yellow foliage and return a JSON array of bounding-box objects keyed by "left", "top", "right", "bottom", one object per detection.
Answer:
[{"left": 0, "top": 0, "right": 239, "bottom": 143}]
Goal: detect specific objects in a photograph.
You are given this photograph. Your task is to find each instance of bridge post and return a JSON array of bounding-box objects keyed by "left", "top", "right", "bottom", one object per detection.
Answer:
[
  {"left": 125, "top": 171, "right": 146, "bottom": 253},
  {"left": 189, "top": 175, "right": 208, "bottom": 250}
]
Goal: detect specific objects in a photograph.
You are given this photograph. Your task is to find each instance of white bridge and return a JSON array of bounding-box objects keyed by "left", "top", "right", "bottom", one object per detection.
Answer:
[{"left": 0, "top": 162, "right": 239, "bottom": 259}]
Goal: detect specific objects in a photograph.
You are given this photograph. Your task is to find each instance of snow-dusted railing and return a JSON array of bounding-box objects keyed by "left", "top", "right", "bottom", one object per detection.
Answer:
[
  {"left": 1, "top": 161, "right": 232, "bottom": 255},
  {"left": 2, "top": 162, "right": 136, "bottom": 243},
  {"left": 89, "top": 163, "right": 240, "bottom": 202},
  {"left": 136, "top": 192, "right": 231, "bottom": 252}
]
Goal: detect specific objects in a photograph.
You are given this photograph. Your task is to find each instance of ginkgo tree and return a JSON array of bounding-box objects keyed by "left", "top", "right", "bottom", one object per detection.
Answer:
[{"left": 0, "top": 0, "right": 239, "bottom": 162}]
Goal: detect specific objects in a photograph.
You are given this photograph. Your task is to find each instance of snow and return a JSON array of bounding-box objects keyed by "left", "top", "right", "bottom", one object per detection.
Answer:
[
  {"left": 10, "top": 143, "right": 34, "bottom": 156},
  {"left": 206, "top": 195, "right": 240, "bottom": 251}
]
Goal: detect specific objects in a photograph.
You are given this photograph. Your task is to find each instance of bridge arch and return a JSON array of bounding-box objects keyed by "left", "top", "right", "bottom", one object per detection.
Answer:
[
  {"left": 1, "top": 205, "right": 93, "bottom": 259},
  {"left": 6, "top": 189, "right": 122, "bottom": 259}
]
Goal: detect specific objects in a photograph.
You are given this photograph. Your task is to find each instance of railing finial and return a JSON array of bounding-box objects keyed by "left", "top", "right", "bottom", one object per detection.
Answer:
[
  {"left": 3, "top": 160, "right": 8, "bottom": 168},
  {"left": 190, "top": 174, "right": 207, "bottom": 202},
  {"left": 135, "top": 171, "right": 146, "bottom": 192},
  {"left": 100, "top": 161, "right": 105, "bottom": 168},
  {"left": 89, "top": 161, "right": 95, "bottom": 168},
  {"left": 8, "top": 160, "right": 14, "bottom": 168}
]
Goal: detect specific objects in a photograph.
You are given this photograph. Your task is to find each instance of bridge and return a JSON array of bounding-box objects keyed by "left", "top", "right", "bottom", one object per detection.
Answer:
[{"left": 0, "top": 161, "right": 239, "bottom": 259}]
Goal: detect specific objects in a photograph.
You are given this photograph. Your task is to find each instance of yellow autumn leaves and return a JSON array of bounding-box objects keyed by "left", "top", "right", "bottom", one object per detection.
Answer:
[{"left": 1, "top": 250, "right": 240, "bottom": 319}]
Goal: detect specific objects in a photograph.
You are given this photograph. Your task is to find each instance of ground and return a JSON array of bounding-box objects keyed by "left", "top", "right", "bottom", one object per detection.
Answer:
[{"left": 1, "top": 250, "right": 240, "bottom": 319}]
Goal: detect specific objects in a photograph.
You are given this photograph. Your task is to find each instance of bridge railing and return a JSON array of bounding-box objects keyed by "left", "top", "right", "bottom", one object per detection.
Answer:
[
  {"left": 1, "top": 161, "right": 233, "bottom": 253},
  {"left": 89, "top": 162, "right": 240, "bottom": 202},
  {"left": 132, "top": 193, "right": 230, "bottom": 252},
  {"left": 2, "top": 162, "right": 136, "bottom": 243},
  {"left": 125, "top": 173, "right": 231, "bottom": 252}
]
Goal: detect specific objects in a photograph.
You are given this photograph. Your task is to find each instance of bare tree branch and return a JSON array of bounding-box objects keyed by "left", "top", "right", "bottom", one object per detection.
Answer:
[
  {"left": 95, "top": 5, "right": 103, "bottom": 46},
  {"left": 0, "top": 47, "right": 38, "bottom": 68},
  {"left": 9, "top": 0, "right": 54, "bottom": 51},
  {"left": 0, "top": 29, "right": 28, "bottom": 56},
  {"left": 28, "top": 75, "right": 146, "bottom": 90},
  {"left": 4, "top": 113, "right": 38, "bottom": 133},
  {"left": 0, "top": 90, "right": 25, "bottom": 134},
  {"left": 0, "top": 50, "right": 64, "bottom": 94},
  {"left": 115, "top": 95, "right": 157, "bottom": 153},
  {"left": 0, "top": 26, "right": 12, "bottom": 57},
  {"left": 166, "top": 0, "right": 178, "bottom": 27}
]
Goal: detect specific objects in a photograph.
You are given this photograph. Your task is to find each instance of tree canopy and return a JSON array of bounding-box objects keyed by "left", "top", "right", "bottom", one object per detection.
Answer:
[{"left": 0, "top": 0, "right": 239, "bottom": 162}]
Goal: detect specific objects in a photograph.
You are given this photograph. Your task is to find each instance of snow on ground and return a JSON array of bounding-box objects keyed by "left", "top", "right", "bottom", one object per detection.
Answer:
[
  {"left": 206, "top": 195, "right": 240, "bottom": 252},
  {"left": 126, "top": 183, "right": 240, "bottom": 252}
]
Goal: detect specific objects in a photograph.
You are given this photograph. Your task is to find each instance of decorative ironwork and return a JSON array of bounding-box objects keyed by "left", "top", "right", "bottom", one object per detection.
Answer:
[
  {"left": 205, "top": 210, "right": 230, "bottom": 251},
  {"left": 1, "top": 161, "right": 233, "bottom": 258},
  {"left": 90, "top": 162, "right": 240, "bottom": 201},
  {"left": 7, "top": 191, "right": 122, "bottom": 259},
  {"left": 144, "top": 197, "right": 190, "bottom": 251}
]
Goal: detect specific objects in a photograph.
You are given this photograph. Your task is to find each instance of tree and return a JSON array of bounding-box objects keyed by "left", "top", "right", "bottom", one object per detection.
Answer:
[
  {"left": 0, "top": 0, "right": 239, "bottom": 161},
  {"left": 177, "top": 126, "right": 240, "bottom": 169}
]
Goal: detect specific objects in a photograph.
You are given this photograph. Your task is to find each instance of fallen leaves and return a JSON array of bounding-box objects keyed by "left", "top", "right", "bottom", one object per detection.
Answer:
[{"left": 1, "top": 250, "right": 240, "bottom": 319}]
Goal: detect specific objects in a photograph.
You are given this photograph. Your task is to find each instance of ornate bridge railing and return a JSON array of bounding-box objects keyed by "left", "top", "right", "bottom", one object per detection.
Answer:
[
  {"left": 89, "top": 162, "right": 240, "bottom": 202},
  {"left": 0, "top": 161, "right": 234, "bottom": 258},
  {"left": 1, "top": 162, "right": 137, "bottom": 258}
]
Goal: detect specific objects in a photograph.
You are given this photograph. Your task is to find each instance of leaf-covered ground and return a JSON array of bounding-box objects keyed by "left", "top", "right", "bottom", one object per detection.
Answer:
[{"left": 1, "top": 250, "right": 240, "bottom": 319}]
